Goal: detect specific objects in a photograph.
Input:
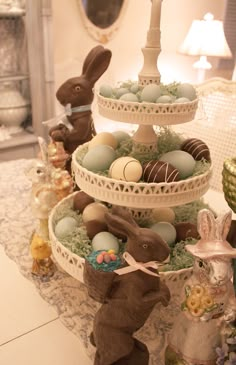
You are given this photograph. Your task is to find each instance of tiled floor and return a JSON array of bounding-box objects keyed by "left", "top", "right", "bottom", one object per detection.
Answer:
[
  {"left": 0, "top": 245, "right": 92, "bottom": 365},
  {"left": 0, "top": 189, "right": 233, "bottom": 365}
]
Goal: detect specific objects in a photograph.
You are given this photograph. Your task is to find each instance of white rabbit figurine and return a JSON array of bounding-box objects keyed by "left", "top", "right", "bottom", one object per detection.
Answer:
[{"left": 165, "top": 209, "right": 236, "bottom": 365}]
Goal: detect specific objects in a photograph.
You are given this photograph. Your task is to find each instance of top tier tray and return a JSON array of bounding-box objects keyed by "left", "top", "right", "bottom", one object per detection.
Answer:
[{"left": 97, "top": 94, "right": 198, "bottom": 125}]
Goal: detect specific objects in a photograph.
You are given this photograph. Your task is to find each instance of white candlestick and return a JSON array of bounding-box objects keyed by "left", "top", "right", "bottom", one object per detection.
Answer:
[{"left": 149, "top": 0, "right": 162, "bottom": 29}]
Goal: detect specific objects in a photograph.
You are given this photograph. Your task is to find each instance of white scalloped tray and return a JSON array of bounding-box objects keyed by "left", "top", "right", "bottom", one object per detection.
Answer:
[
  {"left": 97, "top": 94, "right": 198, "bottom": 125},
  {"left": 72, "top": 144, "right": 213, "bottom": 209},
  {"left": 48, "top": 193, "right": 192, "bottom": 285}
]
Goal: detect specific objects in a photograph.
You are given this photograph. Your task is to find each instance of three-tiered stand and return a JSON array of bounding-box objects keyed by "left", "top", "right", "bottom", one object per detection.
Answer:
[{"left": 49, "top": 0, "right": 212, "bottom": 284}]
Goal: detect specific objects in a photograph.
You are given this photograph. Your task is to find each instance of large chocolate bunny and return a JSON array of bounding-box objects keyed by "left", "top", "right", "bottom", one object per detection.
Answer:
[
  {"left": 49, "top": 45, "right": 112, "bottom": 154},
  {"left": 90, "top": 207, "right": 171, "bottom": 365}
]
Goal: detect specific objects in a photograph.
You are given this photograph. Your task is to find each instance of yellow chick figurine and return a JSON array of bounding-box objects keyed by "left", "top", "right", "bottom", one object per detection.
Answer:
[{"left": 30, "top": 232, "right": 55, "bottom": 278}]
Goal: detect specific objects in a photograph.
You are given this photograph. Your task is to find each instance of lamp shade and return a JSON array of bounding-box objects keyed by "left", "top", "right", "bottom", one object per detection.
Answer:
[{"left": 179, "top": 13, "right": 232, "bottom": 58}]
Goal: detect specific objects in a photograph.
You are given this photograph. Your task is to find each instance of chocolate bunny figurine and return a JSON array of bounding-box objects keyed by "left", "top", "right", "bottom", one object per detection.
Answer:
[
  {"left": 49, "top": 45, "right": 112, "bottom": 155},
  {"left": 89, "top": 206, "right": 171, "bottom": 365}
]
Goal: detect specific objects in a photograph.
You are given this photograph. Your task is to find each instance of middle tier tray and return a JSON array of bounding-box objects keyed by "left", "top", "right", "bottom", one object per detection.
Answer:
[{"left": 72, "top": 143, "right": 213, "bottom": 209}]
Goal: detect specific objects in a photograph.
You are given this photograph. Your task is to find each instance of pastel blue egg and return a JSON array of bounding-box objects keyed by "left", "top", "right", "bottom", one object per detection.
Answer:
[
  {"left": 141, "top": 84, "right": 161, "bottom": 103},
  {"left": 92, "top": 231, "right": 119, "bottom": 253},
  {"left": 160, "top": 150, "right": 196, "bottom": 179},
  {"left": 55, "top": 216, "right": 78, "bottom": 239},
  {"left": 82, "top": 145, "right": 116, "bottom": 172},
  {"left": 176, "top": 83, "right": 197, "bottom": 101},
  {"left": 150, "top": 222, "right": 176, "bottom": 246},
  {"left": 119, "top": 93, "right": 139, "bottom": 102},
  {"left": 115, "top": 88, "right": 130, "bottom": 99},
  {"left": 112, "top": 130, "right": 130, "bottom": 145},
  {"left": 174, "top": 97, "right": 190, "bottom": 103},
  {"left": 156, "top": 95, "right": 172, "bottom": 103},
  {"left": 99, "top": 84, "right": 113, "bottom": 98},
  {"left": 130, "top": 83, "right": 140, "bottom": 93}
]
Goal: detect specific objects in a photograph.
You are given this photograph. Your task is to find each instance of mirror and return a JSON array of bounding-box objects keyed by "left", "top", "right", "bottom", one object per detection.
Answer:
[{"left": 78, "top": 0, "right": 127, "bottom": 43}]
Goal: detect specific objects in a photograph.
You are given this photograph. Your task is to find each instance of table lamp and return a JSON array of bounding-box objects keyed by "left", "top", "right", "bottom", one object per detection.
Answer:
[{"left": 179, "top": 13, "right": 232, "bottom": 82}]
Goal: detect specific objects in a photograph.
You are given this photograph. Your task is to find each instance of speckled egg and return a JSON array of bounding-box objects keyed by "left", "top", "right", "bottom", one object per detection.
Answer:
[
  {"left": 150, "top": 222, "right": 176, "bottom": 247},
  {"left": 73, "top": 191, "right": 95, "bottom": 213},
  {"left": 130, "top": 83, "right": 140, "bottom": 93},
  {"left": 82, "top": 202, "right": 109, "bottom": 224},
  {"left": 109, "top": 156, "right": 143, "bottom": 182},
  {"left": 160, "top": 150, "right": 196, "bottom": 179},
  {"left": 55, "top": 216, "right": 79, "bottom": 239},
  {"left": 140, "top": 84, "right": 161, "bottom": 103},
  {"left": 152, "top": 207, "right": 175, "bottom": 224},
  {"left": 156, "top": 95, "right": 172, "bottom": 103},
  {"left": 176, "top": 83, "right": 197, "bottom": 101},
  {"left": 82, "top": 145, "right": 116, "bottom": 172},
  {"left": 99, "top": 84, "right": 113, "bottom": 98},
  {"left": 174, "top": 97, "right": 190, "bottom": 103},
  {"left": 119, "top": 93, "right": 139, "bottom": 102},
  {"left": 92, "top": 231, "right": 119, "bottom": 253},
  {"left": 112, "top": 130, "right": 130, "bottom": 145},
  {"left": 89, "top": 132, "right": 118, "bottom": 150}
]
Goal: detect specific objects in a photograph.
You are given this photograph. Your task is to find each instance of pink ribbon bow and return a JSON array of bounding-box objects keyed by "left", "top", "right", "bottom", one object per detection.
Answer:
[{"left": 114, "top": 252, "right": 160, "bottom": 277}]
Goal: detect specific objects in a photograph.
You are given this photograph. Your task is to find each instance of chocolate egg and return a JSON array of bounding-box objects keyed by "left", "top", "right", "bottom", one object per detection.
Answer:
[
  {"left": 142, "top": 160, "right": 180, "bottom": 183},
  {"left": 181, "top": 138, "right": 211, "bottom": 162},
  {"left": 85, "top": 220, "right": 108, "bottom": 240},
  {"left": 160, "top": 150, "right": 196, "bottom": 179},
  {"left": 174, "top": 222, "right": 199, "bottom": 242},
  {"left": 73, "top": 191, "right": 95, "bottom": 213}
]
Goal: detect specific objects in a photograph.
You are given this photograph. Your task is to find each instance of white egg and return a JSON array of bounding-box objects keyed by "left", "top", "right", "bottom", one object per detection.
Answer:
[
  {"left": 55, "top": 216, "right": 78, "bottom": 239},
  {"left": 82, "top": 145, "right": 116, "bottom": 172},
  {"left": 141, "top": 84, "right": 161, "bottom": 103},
  {"left": 92, "top": 231, "right": 119, "bottom": 253},
  {"left": 150, "top": 222, "right": 176, "bottom": 246},
  {"left": 160, "top": 150, "right": 196, "bottom": 179},
  {"left": 99, "top": 84, "right": 113, "bottom": 98},
  {"left": 119, "top": 93, "right": 139, "bottom": 102},
  {"left": 156, "top": 95, "right": 172, "bottom": 103},
  {"left": 174, "top": 97, "right": 190, "bottom": 103},
  {"left": 89, "top": 132, "right": 118, "bottom": 150},
  {"left": 82, "top": 202, "right": 109, "bottom": 224},
  {"left": 109, "top": 156, "right": 143, "bottom": 182},
  {"left": 176, "top": 83, "right": 197, "bottom": 101}
]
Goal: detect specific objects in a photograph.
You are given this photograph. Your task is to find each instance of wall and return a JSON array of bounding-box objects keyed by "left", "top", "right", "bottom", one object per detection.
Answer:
[{"left": 51, "top": 0, "right": 226, "bottom": 130}]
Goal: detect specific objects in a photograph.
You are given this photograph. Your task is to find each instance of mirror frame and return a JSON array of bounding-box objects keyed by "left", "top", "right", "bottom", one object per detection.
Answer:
[{"left": 77, "top": 0, "right": 128, "bottom": 43}]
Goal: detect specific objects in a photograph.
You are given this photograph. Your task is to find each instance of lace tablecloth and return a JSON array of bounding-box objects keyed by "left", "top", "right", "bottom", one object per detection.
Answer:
[{"left": 0, "top": 158, "right": 182, "bottom": 365}]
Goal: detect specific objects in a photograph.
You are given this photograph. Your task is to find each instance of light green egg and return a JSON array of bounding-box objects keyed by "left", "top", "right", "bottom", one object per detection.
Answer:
[
  {"left": 55, "top": 216, "right": 78, "bottom": 239},
  {"left": 130, "top": 83, "right": 140, "bottom": 93},
  {"left": 141, "top": 84, "right": 161, "bottom": 103},
  {"left": 174, "top": 97, "right": 190, "bottom": 103},
  {"left": 99, "top": 84, "right": 113, "bottom": 98},
  {"left": 156, "top": 95, "right": 172, "bottom": 103},
  {"left": 150, "top": 222, "right": 176, "bottom": 247},
  {"left": 160, "top": 150, "right": 196, "bottom": 179},
  {"left": 82, "top": 145, "right": 116, "bottom": 172},
  {"left": 115, "top": 87, "right": 130, "bottom": 99},
  {"left": 176, "top": 83, "right": 197, "bottom": 101},
  {"left": 92, "top": 231, "right": 119, "bottom": 253},
  {"left": 112, "top": 130, "right": 130, "bottom": 145},
  {"left": 119, "top": 93, "right": 139, "bottom": 102}
]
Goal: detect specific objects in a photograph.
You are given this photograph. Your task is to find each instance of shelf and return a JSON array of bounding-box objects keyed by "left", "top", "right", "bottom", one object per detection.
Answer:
[
  {"left": 0, "top": 130, "right": 37, "bottom": 150},
  {"left": 0, "top": 74, "right": 29, "bottom": 82}
]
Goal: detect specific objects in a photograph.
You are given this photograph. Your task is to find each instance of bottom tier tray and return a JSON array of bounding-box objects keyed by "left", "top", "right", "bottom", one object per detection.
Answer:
[{"left": 48, "top": 193, "right": 205, "bottom": 290}]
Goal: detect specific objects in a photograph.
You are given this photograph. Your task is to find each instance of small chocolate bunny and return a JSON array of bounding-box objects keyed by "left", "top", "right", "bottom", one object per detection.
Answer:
[
  {"left": 49, "top": 45, "right": 112, "bottom": 155},
  {"left": 89, "top": 206, "right": 171, "bottom": 365}
]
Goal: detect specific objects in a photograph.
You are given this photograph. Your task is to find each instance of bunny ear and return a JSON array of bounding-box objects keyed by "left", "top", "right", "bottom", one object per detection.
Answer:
[
  {"left": 105, "top": 210, "right": 138, "bottom": 241},
  {"left": 216, "top": 211, "right": 232, "bottom": 241},
  {"left": 197, "top": 209, "right": 216, "bottom": 240},
  {"left": 82, "top": 45, "right": 112, "bottom": 86},
  {"left": 110, "top": 206, "right": 138, "bottom": 227},
  {"left": 38, "top": 137, "right": 48, "bottom": 163}
]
